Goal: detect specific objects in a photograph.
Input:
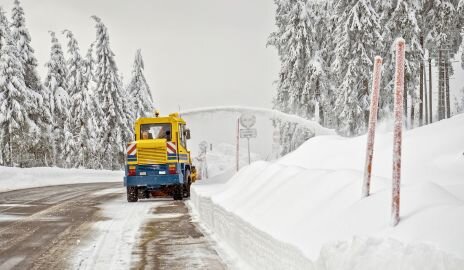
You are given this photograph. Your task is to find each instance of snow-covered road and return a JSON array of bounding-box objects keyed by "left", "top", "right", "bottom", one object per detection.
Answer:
[{"left": 0, "top": 183, "right": 227, "bottom": 270}]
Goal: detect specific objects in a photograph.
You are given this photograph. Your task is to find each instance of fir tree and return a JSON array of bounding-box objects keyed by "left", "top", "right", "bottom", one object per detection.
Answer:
[
  {"left": 127, "top": 49, "right": 154, "bottom": 121},
  {"left": 0, "top": 7, "right": 33, "bottom": 166},
  {"left": 10, "top": 0, "right": 52, "bottom": 165},
  {"left": 92, "top": 16, "right": 130, "bottom": 170},
  {"left": 44, "top": 31, "right": 69, "bottom": 167}
]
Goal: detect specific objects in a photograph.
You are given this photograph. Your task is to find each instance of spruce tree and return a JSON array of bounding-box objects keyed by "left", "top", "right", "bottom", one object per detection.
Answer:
[
  {"left": 44, "top": 31, "right": 69, "bottom": 167},
  {"left": 92, "top": 16, "right": 130, "bottom": 169},
  {"left": 0, "top": 7, "right": 33, "bottom": 167},
  {"left": 82, "top": 42, "right": 104, "bottom": 169},
  {"left": 383, "top": 0, "right": 423, "bottom": 125},
  {"left": 127, "top": 49, "right": 154, "bottom": 121},
  {"left": 64, "top": 29, "right": 95, "bottom": 168},
  {"left": 10, "top": 0, "right": 52, "bottom": 165},
  {"left": 333, "top": 0, "right": 382, "bottom": 136}
]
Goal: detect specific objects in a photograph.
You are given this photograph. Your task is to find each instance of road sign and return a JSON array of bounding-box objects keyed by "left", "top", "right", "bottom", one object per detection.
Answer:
[
  {"left": 240, "top": 128, "right": 257, "bottom": 138},
  {"left": 239, "top": 113, "right": 256, "bottom": 128}
]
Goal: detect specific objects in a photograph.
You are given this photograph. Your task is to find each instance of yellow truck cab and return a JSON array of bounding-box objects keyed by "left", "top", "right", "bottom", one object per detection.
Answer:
[{"left": 124, "top": 112, "right": 196, "bottom": 202}]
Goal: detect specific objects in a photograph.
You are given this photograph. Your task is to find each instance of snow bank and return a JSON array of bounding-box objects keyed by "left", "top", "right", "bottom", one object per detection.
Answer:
[
  {"left": 190, "top": 114, "right": 464, "bottom": 269},
  {"left": 0, "top": 166, "right": 122, "bottom": 192}
]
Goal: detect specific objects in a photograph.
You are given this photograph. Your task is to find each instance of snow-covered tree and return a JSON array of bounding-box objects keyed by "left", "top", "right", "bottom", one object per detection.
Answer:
[
  {"left": 268, "top": 0, "right": 322, "bottom": 155},
  {"left": 127, "top": 49, "right": 154, "bottom": 121},
  {"left": 382, "top": 0, "right": 423, "bottom": 123},
  {"left": 333, "top": 0, "right": 382, "bottom": 136},
  {"left": 44, "top": 31, "right": 69, "bottom": 167},
  {"left": 92, "top": 16, "right": 130, "bottom": 169},
  {"left": 0, "top": 7, "right": 34, "bottom": 166},
  {"left": 64, "top": 29, "right": 97, "bottom": 168},
  {"left": 10, "top": 0, "right": 52, "bottom": 165}
]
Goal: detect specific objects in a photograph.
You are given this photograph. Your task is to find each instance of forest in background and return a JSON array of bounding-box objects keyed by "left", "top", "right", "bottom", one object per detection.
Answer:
[
  {"left": 0, "top": 0, "right": 154, "bottom": 169},
  {"left": 269, "top": 0, "right": 464, "bottom": 155}
]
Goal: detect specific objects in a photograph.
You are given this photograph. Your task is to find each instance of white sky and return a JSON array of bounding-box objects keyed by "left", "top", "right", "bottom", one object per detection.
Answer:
[
  {"left": 1, "top": 0, "right": 463, "bottom": 117},
  {"left": 1, "top": 0, "right": 280, "bottom": 113}
]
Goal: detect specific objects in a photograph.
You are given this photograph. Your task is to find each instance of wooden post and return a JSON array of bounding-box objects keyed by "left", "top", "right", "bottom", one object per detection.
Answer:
[
  {"left": 392, "top": 39, "right": 405, "bottom": 227},
  {"left": 362, "top": 56, "right": 383, "bottom": 198}
]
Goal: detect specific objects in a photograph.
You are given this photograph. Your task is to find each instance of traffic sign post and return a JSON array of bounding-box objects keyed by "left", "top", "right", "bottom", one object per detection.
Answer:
[{"left": 239, "top": 113, "right": 257, "bottom": 165}]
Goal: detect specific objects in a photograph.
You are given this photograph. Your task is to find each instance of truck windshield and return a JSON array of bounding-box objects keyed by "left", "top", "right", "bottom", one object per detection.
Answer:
[{"left": 140, "top": 123, "right": 172, "bottom": 141}]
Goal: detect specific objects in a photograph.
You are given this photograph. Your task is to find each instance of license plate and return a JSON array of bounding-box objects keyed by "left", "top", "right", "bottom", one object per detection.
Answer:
[
  {"left": 139, "top": 172, "right": 147, "bottom": 176},
  {"left": 159, "top": 171, "right": 166, "bottom": 175}
]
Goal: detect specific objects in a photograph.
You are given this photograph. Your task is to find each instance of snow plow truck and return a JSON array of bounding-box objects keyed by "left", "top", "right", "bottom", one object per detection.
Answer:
[{"left": 124, "top": 112, "right": 196, "bottom": 202}]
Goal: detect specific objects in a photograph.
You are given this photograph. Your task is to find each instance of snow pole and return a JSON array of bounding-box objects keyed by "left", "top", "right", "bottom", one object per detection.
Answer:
[
  {"left": 236, "top": 118, "right": 240, "bottom": 172},
  {"left": 391, "top": 38, "right": 405, "bottom": 227},
  {"left": 362, "top": 56, "right": 383, "bottom": 198}
]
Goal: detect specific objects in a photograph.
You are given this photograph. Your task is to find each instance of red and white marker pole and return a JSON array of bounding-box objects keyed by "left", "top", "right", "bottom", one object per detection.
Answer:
[
  {"left": 392, "top": 38, "right": 405, "bottom": 226},
  {"left": 362, "top": 56, "right": 383, "bottom": 198}
]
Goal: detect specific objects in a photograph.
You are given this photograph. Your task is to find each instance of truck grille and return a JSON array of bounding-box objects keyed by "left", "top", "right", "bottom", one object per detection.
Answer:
[{"left": 137, "top": 148, "right": 167, "bottom": 165}]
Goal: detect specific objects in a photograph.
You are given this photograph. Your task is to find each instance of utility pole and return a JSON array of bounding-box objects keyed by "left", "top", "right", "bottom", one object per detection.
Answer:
[
  {"left": 445, "top": 53, "right": 451, "bottom": 118},
  {"left": 424, "top": 59, "right": 428, "bottom": 124},
  {"left": 419, "top": 36, "right": 424, "bottom": 126},
  {"left": 429, "top": 58, "right": 433, "bottom": 123},
  {"left": 438, "top": 49, "right": 445, "bottom": 121}
]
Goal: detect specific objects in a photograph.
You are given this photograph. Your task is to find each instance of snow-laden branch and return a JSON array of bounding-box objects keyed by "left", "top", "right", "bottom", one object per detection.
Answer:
[{"left": 180, "top": 105, "right": 335, "bottom": 136}]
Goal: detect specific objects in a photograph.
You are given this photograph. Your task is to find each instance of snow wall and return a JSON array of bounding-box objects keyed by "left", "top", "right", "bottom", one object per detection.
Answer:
[{"left": 189, "top": 113, "right": 464, "bottom": 270}]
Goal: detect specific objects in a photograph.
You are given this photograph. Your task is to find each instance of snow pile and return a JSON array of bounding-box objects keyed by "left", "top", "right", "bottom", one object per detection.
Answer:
[
  {"left": 0, "top": 166, "right": 122, "bottom": 192},
  {"left": 190, "top": 114, "right": 464, "bottom": 269}
]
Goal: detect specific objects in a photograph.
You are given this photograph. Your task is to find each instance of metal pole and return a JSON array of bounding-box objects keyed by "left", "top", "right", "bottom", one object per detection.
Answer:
[
  {"left": 392, "top": 39, "right": 405, "bottom": 227},
  {"left": 362, "top": 56, "right": 383, "bottom": 198},
  {"left": 236, "top": 118, "right": 240, "bottom": 171},
  {"left": 247, "top": 138, "right": 251, "bottom": 165}
]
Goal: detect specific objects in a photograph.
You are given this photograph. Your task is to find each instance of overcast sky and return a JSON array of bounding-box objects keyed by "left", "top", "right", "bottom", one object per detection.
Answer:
[
  {"left": 1, "top": 0, "right": 280, "bottom": 113},
  {"left": 1, "top": 0, "right": 463, "bottom": 117}
]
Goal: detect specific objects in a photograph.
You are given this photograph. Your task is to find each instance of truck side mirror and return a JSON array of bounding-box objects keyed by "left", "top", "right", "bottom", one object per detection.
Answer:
[{"left": 185, "top": 129, "right": 191, "bottom": 140}]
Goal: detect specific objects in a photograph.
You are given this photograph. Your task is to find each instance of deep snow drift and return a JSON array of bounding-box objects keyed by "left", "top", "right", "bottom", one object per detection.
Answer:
[
  {"left": 189, "top": 113, "right": 464, "bottom": 269},
  {"left": 0, "top": 167, "right": 122, "bottom": 192}
]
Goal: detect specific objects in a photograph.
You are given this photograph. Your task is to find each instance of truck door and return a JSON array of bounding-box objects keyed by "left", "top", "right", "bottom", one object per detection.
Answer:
[{"left": 178, "top": 124, "right": 189, "bottom": 163}]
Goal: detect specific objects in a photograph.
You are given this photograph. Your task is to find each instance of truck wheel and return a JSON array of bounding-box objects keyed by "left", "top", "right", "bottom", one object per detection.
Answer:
[
  {"left": 127, "top": 186, "right": 138, "bottom": 202},
  {"left": 138, "top": 188, "right": 150, "bottom": 199},
  {"left": 183, "top": 170, "right": 191, "bottom": 198},
  {"left": 173, "top": 184, "right": 183, "bottom": 201}
]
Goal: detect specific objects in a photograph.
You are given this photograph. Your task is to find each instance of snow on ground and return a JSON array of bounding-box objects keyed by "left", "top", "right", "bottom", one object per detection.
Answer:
[
  {"left": 189, "top": 113, "right": 464, "bottom": 270},
  {"left": 0, "top": 167, "right": 122, "bottom": 192}
]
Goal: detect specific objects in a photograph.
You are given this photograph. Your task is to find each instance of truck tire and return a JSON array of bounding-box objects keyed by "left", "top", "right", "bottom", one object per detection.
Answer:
[
  {"left": 127, "top": 186, "right": 138, "bottom": 202},
  {"left": 183, "top": 170, "right": 191, "bottom": 198},
  {"left": 173, "top": 184, "right": 183, "bottom": 201}
]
